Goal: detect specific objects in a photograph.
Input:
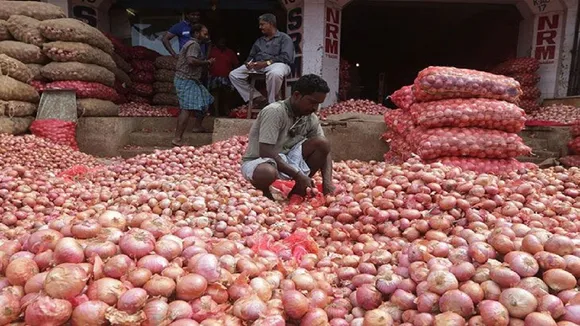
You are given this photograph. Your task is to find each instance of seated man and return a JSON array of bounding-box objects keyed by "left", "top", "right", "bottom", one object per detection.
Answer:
[
  {"left": 241, "top": 74, "right": 335, "bottom": 199},
  {"left": 229, "top": 13, "right": 294, "bottom": 107}
]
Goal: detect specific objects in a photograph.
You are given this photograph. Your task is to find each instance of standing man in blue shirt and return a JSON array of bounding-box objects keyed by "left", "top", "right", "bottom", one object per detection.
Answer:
[{"left": 162, "top": 9, "right": 209, "bottom": 58}]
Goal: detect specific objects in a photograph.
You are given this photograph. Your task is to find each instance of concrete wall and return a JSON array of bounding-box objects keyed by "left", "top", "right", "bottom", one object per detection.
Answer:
[{"left": 77, "top": 117, "right": 136, "bottom": 157}]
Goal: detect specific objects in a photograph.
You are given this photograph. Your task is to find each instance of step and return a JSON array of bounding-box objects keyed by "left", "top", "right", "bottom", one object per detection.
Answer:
[
  {"left": 118, "top": 145, "right": 172, "bottom": 158},
  {"left": 127, "top": 131, "right": 213, "bottom": 148},
  {"left": 134, "top": 117, "right": 215, "bottom": 132}
]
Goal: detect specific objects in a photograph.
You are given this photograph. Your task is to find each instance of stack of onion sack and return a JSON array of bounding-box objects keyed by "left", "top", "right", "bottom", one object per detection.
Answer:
[
  {"left": 45, "top": 81, "right": 120, "bottom": 117},
  {"left": 382, "top": 109, "right": 417, "bottom": 164},
  {"left": 0, "top": 2, "right": 66, "bottom": 93},
  {"left": 390, "top": 85, "right": 416, "bottom": 111},
  {"left": 126, "top": 46, "right": 159, "bottom": 104},
  {"left": 491, "top": 57, "right": 541, "bottom": 113},
  {"left": 338, "top": 59, "right": 352, "bottom": 101},
  {"left": 152, "top": 56, "right": 179, "bottom": 107},
  {"left": 103, "top": 33, "right": 133, "bottom": 104},
  {"left": 386, "top": 66, "right": 532, "bottom": 173},
  {"left": 318, "top": 99, "right": 389, "bottom": 120},
  {"left": 0, "top": 54, "right": 38, "bottom": 134},
  {"left": 30, "top": 118, "right": 78, "bottom": 149}
]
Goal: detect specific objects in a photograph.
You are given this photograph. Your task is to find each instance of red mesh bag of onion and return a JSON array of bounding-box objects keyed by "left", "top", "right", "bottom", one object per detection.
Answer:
[
  {"left": 568, "top": 137, "right": 580, "bottom": 154},
  {"left": 390, "top": 85, "right": 415, "bottom": 110},
  {"left": 251, "top": 230, "right": 318, "bottom": 263},
  {"left": 409, "top": 98, "right": 526, "bottom": 133},
  {"left": 413, "top": 66, "right": 522, "bottom": 103},
  {"left": 30, "top": 119, "right": 78, "bottom": 150},
  {"left": 429, "top": 157, "right": 535, "bottom": 174},
  {"left": 412, "top": 127, "right": 531, "bottom": 160}
]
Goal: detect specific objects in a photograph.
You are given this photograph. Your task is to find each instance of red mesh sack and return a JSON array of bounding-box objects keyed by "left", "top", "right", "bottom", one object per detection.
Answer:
[
  {"left": 130, "top": 83, "right": 153, "bottom": 97},
  {"left": 45, "top": 81, "right": 119, "bottom": 101},
  {"left": 414, "top": 66, "right": 522, "bottom": 103},
  {"left": 30, "top": 80, "right": 46, "bottom": 93},
  {"left": 431, "top": 157, "right": 534, "bottom": 174},
  {"left": 560, "top": 155, "right": 580, "bottom": 168},
  {"left": 130, "top": 59, "right": 155, "bottom": 72},
  {"left": 126, "top": 94, "right": 151, "bottom": 104},
  {"left": 568, "top": 137, "right": 580, "bottom": 154},
  {"left": 129, "top": 46, "right": 160, "bottom": 60},
  {"left": 519, "top": 99, "right": 540, "bottom": 113},
  {"left": 384, "top": 109, "right": 415, "bottom": 135},
  {"left": 114, "top": 80, "right": 129, "bottom": 95},
  {"left": 382, "top": 131, "right": 413, "bottom": 161},
  {"left": 510, "top": 73, "right": 540, "bottom": 86},
  {"left": 410, "top": 98, "right": 526, "bottom": 133},
  {"left": 412, "top": 127, "right": 531, "bottom": 160},
  {"left": 521, "top": 86, "right": 541, "bottom": 100},
  {"left": 30, "top": 119, "right": 78, "bottom": 150},
  {"left": 251, "top": 229, "right": 318, "bottom": 262},
  {"left": 130, "top": 70, "right": 155, "bottom": 84},
  {"left": 390, "top": 85, "right": 415, "bottom": 110},
  {"left": 491, "top": 57, "right": 540, "bottom": 75},
  {"left": 571, "top": 120, "right": 580, "bottom": 137}
]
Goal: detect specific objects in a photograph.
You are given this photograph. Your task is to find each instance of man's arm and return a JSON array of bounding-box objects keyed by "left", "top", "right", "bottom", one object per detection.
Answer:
[
  {"left": 259, "top": 143, "right": 300, "bottom": 178},
  {"left": 162, "top": 32, "right": 178, "bottom": 57},
  {"left": 245, "top": 42, "right": 259, "bottom": 64},
  {"left": 186, "top": 44, "right": 212, "bottom": 66},
  {"left": 270, "top": 35, "right": 295, "bottom": 65}
]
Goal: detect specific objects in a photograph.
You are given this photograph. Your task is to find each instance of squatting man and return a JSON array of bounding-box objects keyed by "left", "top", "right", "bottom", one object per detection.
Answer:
[{"left": 241, "top": 74, "right": 335, "bottom": 199}]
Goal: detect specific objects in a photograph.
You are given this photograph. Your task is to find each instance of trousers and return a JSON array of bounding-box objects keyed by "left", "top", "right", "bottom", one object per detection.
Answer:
[{"left": 229, "top": 63, "right": 291, "bottom": 104}]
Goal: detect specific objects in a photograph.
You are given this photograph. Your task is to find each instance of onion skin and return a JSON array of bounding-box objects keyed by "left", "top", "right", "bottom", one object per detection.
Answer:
[
  {"left": 524, "top": 312, "right": 557, "bottom": 326},
  {"left": 71, "top": 300, "right": 109, "bottom": 326},
  {"left": 499, "top": 288, "right": 538, "bottom": 319},
  {"left": 478, "top": 300, "right": 509, "bottom": 326}
]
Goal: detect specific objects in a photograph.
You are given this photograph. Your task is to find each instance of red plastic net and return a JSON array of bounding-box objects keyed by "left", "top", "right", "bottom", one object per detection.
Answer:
[
  {"left": 491, "top": 57, "right": 540, "bottom": 75},
  {"left": 409, "top": 98, "right": 526, "bottom": 133},
  {"left": 46, "top": 81, "right": 119, "bottom": 101},
  {"left": 251, "top": 229, "right": 319, "bottom": 263},
  {"left": 568, "top": 137, "right": 580, "bottom": 154},
  {"left": 430, "top": 157, "right": 536, "bottom": 174},
  {"left": 30, "top": 119, "right": 78, "bottom": 150},
  {"left": 390, "top": 85, "right": 415, "bottom": 110},
  {"left": 560, "top": 155, "right": 580, "bottom": 168}
]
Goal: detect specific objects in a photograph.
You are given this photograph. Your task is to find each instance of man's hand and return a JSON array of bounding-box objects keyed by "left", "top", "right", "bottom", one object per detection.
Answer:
[
  {"left": 253, "top": 61, "right": 268, "bottom": 70},
  {"left": 207, "top": 58, "right": 216, "bottom": 65},
  {"left": 290, "top": 173, "right": 314, "bottom": 197},
  {"left": 322, "top": 182, "right": 336, "bottom": 195},
  {"left": 245, "top": 62, "right": 255, "bottom": 70}
]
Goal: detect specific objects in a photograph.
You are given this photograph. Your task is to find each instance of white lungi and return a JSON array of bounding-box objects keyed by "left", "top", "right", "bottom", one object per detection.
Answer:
[
  {"left": 229, "top": 63, "right": 291, "bottom": 104},
  {"left": 241, "top": 140, "right": 309, "bottom": 182}
]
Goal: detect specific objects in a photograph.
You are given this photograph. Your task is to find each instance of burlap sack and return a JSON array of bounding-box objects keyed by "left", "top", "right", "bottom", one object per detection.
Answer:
[
  {"left": 152, "top": 93, "right": 179, "bottom": 106},
  {"left": 39, "top": 18, "right": 114, "bottom": 54},
  {"left": 41, "top": 62, "right": 115, "bottom": 87},
  {"left": 0, "top": 20, "right": 12, "bottom": 41},
  {"left": 0, "top": 41, "right": 47, "bottom": 64},
  {"left": 112, "top": 52, "right": 131, "bottom": 73},
  {"left": 154, "top": 69, "right": 175, "bottom": 82},
  {"left": 112, "top": 67, "right": 132, "bottom": 86},
  {"left": 0, "top": 100, "right": 36, "bottom": 117},
  {"left": 153, "top": 82, "right": 176, "bottom": 94},
  {"left": 7, "top": 15, "right": 46, "bottom": 47},
  {"left": 0, "top": 54, "right": 33, "bottom": 83},
  {"left": 0, "top": 75, "right": 39, "bottom": 102},
  {"left": 43, "top": 41, "right": 116, "bottom": 71},
  {"left": 26, "top": 63, "right": 44, "bottom": 80},
  {"left": 77, "top": 98, "right": 119, "bottom": 117},
  {"left": 0, "top": 2, "right": 66, "bottom": 21},
  {"left": 154, "top": 56, "right": 177, "bottom": 70},
  {"left": 0, "top": 116, "right": 34, "bottom": 135}
]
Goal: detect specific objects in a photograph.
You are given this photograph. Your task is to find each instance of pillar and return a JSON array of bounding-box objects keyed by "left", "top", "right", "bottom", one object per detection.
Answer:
[
  {"left": 282, "top": 0, "right": 352, "bottom": 107},
  {"left": 521, "top": 0, "right": 569, "bottom": 99}
]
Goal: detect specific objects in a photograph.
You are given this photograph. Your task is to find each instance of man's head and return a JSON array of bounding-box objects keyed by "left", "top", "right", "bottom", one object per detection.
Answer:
[
  {"left": 185, "top": 10, "right": 201, "bottom": 24},
  {"left": 258, "top": 13, "right": 277, "bottom": 36},
  {"left": 290, "top": 75, "right": 330, "bottom": 116},
  {"left": 216, "top": 37, "right": 227, "bottom": 49},
  {"left": 192, "top": 24, "right": 209, "bottom": 42}
]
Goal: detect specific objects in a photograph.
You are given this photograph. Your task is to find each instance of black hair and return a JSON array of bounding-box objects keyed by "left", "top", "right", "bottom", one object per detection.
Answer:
[
  {"left": 191, "top": 24, "right": 206, "bottom": 35},
  {"left": 258, "top": 13, "right": 277, "bottom": 26},
  {"left": 185, "top": 9, "right": 201, "bottom": 15},
  {"left": 292, "top": 74, "right": 330, "bottom": 95}
]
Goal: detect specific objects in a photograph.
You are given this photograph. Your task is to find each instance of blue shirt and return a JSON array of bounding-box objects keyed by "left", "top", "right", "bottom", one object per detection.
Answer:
[{"left": 168, "top": 21, "right": 208, "bottom": 55}]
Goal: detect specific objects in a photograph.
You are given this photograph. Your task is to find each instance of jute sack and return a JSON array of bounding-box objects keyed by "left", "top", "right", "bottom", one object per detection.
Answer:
[
  {"left": 0, "top": 41, "right": 47, "bottom": 64},
  {"left": 0, "top": 1, "right": 66, "bottom": 21},
  {"left": 153, "top": 82, "right": 176, "bottom": 94},
  {"left": 154, "top": 56, "right": 177, "bottom": 70},
  {"left": 77, "top": 98, "right": 119, "bottom": 117},
  {"left": 41, "top": 62, "right": 115, "bottom": 87},
  {"left": 0, "top": 116, "right": 34, "bottom": 135},
  {"left": 0, "top": 54, "right": 33, "bottom": 83},
  {"left": 0, "top": 20, "right": 12, "bottom": 41},
  {"left": 0, "top": 75, "right": 39, "bottom": 103},
  {"left": 26, "top": 63, "right": 44, "bottom": 80},
  {"left": 112, "top": 67, "right": 132, "bottom": 86},
  {"left": 112, "top": 52, "right": 131, "bottom": 73},
  {"left": 152, "top": 93, "right": 179, "bottom": 106},
  {"left": 43, "top": 41, "right": 116, "bottom": 71},
  {"left": 0, "top": 100, "right": 36, "bottom": 117},
  {"left": 7, "top": 15, "right": 46, "bottom": 46},
  {"left": 39, "top": 18, "right": 114, "bottom": 54},
  {"left": 154, "top": 69, "right": 175, "bottom": 82}
]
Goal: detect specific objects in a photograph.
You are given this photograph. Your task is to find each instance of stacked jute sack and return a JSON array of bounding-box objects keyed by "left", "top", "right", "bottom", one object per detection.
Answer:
[
  {"left": 152, "top": 56, "right": 179, "bottom": 107},
  {"left": 491, "top": 57, "right": 541, "bottom": 113},
  {"left": 104, "top": 33, "right": 132, "bottom": 104},
  {"left": 385, "top": 66, "right": 533, "bottom": 174},
  {"left": 125, "top": 46, "right": 160, "bottom": 104},
  {"left": 0, "top": 1, "right": 67, "bottom": 134}
]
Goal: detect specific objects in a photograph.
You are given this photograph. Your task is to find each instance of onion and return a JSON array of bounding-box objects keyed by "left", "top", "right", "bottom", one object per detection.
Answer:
[
  {"left": 53, "top": 237, "right": 85, "bottom": 264},
  {"left": 104, "top": 254, "right": 135, "bottom": 279},
  {"left": 143, "top": 275, "right": 175, "bottom": 297},
  {"left": 119, "top": 228, "right": 156, "bottom": 259},
  {"left": 24, "top": 271, "right": 48, "bottom": 294},
  {"left": 71, "top": 300, "right": 109, "bottom": 326},
  {"left": 0, "top": 292, "right": 20, "bottom": 324},
  {"left": 300, "top": 308, "right": 329, "bottom": 326},
  {"left": 127, "top": 267, "right": 152, "bottom": 287},
  {"left": 84, "top": 240, "right": 117, "bottom": 262},
  {"left": 86, "top": 277, "right": 127, "bottom": 305},
  {"left": 44, "top": 263, "right": 88, "bottom": 299},
  {"left": 176, "top": 273, "right": 207, "bottom": 301},
  {"left": 427, "top": 270, "right": 458, "bottom": 295},
  {"left": 499, "top": 288, "right": 538, "bottom": 318},
  {"left": 137, "top": 254, "right": 169, "bottom": 274},
  {"left": 282, "top": 290, "right": 309, "bottom": 319},
  {"left": 524, "top": 312, "right": 557, "bottom": 326},
  {"left": 363, "top": 309, "right": 393, "bottom": 326},
  {"left": 168, "top": 300, "right": 193, "bottom": 321},
  {"left": 544, "top": 235, "right": 574, "bottom": 256},
  {"left": 543, "top": 269, "right": 576, "bottom": 291},
  {"left": 538, "top": 295, "right": 565, "bottom": 319},
  {"left": 6, "top": 258, "right": 38, "bottom": 286},
  {"left": 233, "top": 293, "right": 267, "bottom": 321},
  {"left": 478, "top": 300, "right": 509, "bottom": 326},
  {"left": 143, "top": 299, "right": 170, "bottom": 326},
  {"left": 98, "top": 210, "right": 127, "bottom": 230},
  {"left": 188, "top": 253, "right": 221, "bottom": 283},
  {"left": 434, "top": 311, "right": 465, "bottom": 326},
  {"left": 25, "top": 229, "right": 63, "bottom": 254},
  {"left": 117, "top": 288, "right": 148, "bottom": 314},
  {"left": 25, "top": 295, "right": 72, "bottom": 326},
  {"left": 439, "top": 289, "right": 474, "bottom": 318},
  {"left": 490, "top": 266, "right": 520, "bottom": 288},
  {"left": 505, "top": 251, "right": 539, "bottom": 277}
]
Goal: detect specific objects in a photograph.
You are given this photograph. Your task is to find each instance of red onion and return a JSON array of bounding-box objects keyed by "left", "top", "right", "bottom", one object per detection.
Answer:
[
  {"left": 233, "top": 293, "right": 267, "bottom": 321},
  {"left": 117, "top": 287, "right": 148, "bottom": 314},
  {"left": 433, "top": 311, "right": 465, "bottom": 326},
  {"left": 427, "top": 270, "right": 458, "bottom": 295},
  {"left": 543, "top": 269, "right": 576, "bottom": 291},
  {"left": 499, "top": 288, "right": 538, "bottom": 318},
  {"left": 524, "top": 312, "right": 557, "bottom": 326},
  {"left": 363, "top": 309, "right": 394, "bottom": 326},
  {"left": 86, "top": 277, "right": 127, "bottom": 305},
  {"left": 0, "top": 292, "right": 20, "bottom": 324},
  {"left": 176, "top": 273, "right": 207, "bottom": 301},
  {"left": 143, "top": 275, "right": 175, "bottom": 297},
  {"left": 104, "top": 254, "right": 135, "bottom": 279},
  {"left": 6, "top": 258, "right": 38, "bottom": 286},
  {"left": 282, "top": 290, "right": 309, "bottom": 319},
  {"left": 168, "top": 300, "right": 193, "bottom": 321},
  {"left": 190, "top": 295, "right": 219, "bottom": 322},
  {"left": 143, "top": 299, "right": 170, "bottom": 326},
  {"left": 119, "top": 228, "right": 156, "bottom": 259},
  {"left": 127, "top": 267, "right": 152, "bottom": 287},
  {"left": 137, "top": 254, "right": 169, "bottom": 274},
  {"left": 71, "top": 300, "right": 109, "bottom": 326},
  {"left": 538, "top": 294, "right": 565, "bottom": 319},
  {"left": 43, "top": 263, "right": 88, "bottom": 299},
  {"left": 25, "top": 295, "right": 72, "bottom": 326},
  {"left": 188, "top": 253, "right": 221, "bottom": 283},
  {"left": 300, "top": 308, "right": 329, "bottom": 326},
  {"left": 439, "top": 289, "right": 474, "bottom": 318}
]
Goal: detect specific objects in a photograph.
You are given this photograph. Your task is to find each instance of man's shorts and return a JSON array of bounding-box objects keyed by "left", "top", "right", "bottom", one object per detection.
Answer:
[{"left": 241, "top": 140, "right": 310, "bottom": 182}]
